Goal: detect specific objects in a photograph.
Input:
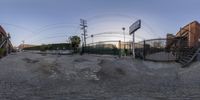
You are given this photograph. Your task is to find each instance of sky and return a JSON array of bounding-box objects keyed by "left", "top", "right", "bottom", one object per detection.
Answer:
[{"left": 0, "top": 0, "right": 200, "bottom": 46}]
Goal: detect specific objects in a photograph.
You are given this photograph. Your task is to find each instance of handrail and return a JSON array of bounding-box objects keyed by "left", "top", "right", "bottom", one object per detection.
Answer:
[
  {"left": 182, "top": 47, "right": 200, "bottom": 67},
  {"left": 0, "top": 37, "right": 8, "bottom": 48}
]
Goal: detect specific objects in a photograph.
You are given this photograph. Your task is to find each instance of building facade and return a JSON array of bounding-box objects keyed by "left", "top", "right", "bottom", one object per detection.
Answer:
[
  {"left": 0, "top": 25, "right": 13, "bottom": 57},
  {"left": 176, "top": 21, "right": 200, "bottom": 48}
]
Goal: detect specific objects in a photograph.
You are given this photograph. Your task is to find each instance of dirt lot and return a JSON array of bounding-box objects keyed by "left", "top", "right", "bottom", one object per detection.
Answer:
[{"left": 0, "top": 52, "right": 200, "bottom": 100}]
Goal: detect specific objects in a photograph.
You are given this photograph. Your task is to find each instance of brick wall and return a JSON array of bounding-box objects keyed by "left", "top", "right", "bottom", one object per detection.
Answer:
[{"left": 176, "top": 21, "right": 200, "bottom": 48}]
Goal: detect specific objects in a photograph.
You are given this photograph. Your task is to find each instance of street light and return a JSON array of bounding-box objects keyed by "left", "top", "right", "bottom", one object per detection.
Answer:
[
  {"left": 91, "top": 34, "right": 94, "bottom": 44},
  {"left": 22, "top": 40, "right": 25, "bottom": 51},
  {"left": 122, "top": 27, "right": 126, "bottom": 53}
]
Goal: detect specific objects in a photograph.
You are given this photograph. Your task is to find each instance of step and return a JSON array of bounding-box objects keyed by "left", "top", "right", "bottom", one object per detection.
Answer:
[
  {"left": 176, "top": 47, "right": 200, "bottom": 67},
  {"left": 178, "top": 60, "right": 187, "bottom": 65},
  {"left": 178, "top": 59, "right": 188, "bottom": 63},
  {"left": 182, "top": 57, "right": 192, "bottom": 61},
  {"left": 182, "top": 63, "right": 190, "bottom": 68},
  {"left": 182, "top": 53, "right": 195, "bottom": 57},
  {"left": 186, "top": 55, "right": 194, "bottom": 58}
]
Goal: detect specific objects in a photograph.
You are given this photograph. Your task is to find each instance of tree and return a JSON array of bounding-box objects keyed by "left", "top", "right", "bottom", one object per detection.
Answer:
[{"left": 69, "top": 36, "right": 81, "bottom": 53}]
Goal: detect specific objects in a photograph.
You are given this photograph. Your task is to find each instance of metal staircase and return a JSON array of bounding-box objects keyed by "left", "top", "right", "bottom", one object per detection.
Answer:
[
  {"left": 178, "top": 47, "right": 200, "bottom": 68},
  {"left": 165, "top": 37, "right": 200, "bottom": 68},
  {"left": 0, "top": 37, "right": 7, "bottom": 48}
]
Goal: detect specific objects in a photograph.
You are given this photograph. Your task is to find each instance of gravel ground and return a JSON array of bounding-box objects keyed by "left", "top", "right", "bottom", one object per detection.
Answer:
[
  {"left": 145, "top": 52, "right": 177, "bottom": 61},
  {"left": 0, "top": 52, "right": 200, "bottom": 100}
]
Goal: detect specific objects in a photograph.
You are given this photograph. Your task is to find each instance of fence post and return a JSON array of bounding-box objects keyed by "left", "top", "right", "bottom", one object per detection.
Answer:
[
  {"left": 119, "top": 40, "right": 121, "bottom": 58},
  {"left": 143, "top": 40, "right": 146, "bottom": 60},
  {"left": 129, "top": 42, "right": 131, "bottom": 56}
]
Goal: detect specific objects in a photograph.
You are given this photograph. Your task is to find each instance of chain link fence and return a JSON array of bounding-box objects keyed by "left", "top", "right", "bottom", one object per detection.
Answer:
[
  {"left": 84, "top": 38, "right": 188, "bottom": 62},
  {"left": 135, "top": 38, "right": 189, "bottom": 62},
  {"left": 84, "top": 40, "right": 133, "bottom": 56}
]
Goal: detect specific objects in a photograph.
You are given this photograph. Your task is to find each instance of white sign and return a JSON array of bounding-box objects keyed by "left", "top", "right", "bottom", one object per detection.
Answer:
[{"left": 129, "top": 20, "right": 141, "bottom": 35}]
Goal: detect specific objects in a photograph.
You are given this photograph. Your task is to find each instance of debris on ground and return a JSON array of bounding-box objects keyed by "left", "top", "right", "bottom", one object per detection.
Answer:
[{"left": 0, "top": 52, "right": 200, "bottom": 100}]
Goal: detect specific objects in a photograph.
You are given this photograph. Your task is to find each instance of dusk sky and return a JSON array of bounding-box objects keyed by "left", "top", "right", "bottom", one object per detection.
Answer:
[{"left": 0, "top": 0, "right": 200, "bottom": 46}]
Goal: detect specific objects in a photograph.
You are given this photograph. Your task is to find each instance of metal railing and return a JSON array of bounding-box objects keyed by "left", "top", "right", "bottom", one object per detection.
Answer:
[{"left": 0, "top": 37, "right": 8, "bottom": 48}]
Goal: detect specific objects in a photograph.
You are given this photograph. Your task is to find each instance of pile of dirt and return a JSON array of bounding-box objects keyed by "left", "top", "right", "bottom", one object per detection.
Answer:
[
  {"left": 73, "top": 57, "right": 101, "bottom": 80},
  {"left": 97, "top": 59, "right": 129, "bottom": 80}
]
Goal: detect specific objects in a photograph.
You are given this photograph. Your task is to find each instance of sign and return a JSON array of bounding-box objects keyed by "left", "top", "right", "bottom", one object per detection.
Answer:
[
  {"left": 129, "top": 20, "right": 141, "bottom": 35},
  {"left": 129, "top": 19, "right": 141, "bottom": 59}
]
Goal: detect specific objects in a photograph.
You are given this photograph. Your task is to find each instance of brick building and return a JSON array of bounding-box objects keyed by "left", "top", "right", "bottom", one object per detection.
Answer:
[
  {"left": 176, "top": 21, "right": 200, "bottom": 48},
  {"left": 166, "top": 21, "right": 200, "bottom": 49},
  {"left": 0, "top": 26, "right": 7, "bottom": 42},
  {"left": 0, "top": 25, "right": 13, "bottom": 56}
]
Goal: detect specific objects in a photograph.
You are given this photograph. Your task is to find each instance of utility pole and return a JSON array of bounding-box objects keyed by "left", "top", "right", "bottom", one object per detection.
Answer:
[
  {"left": 80, "top": 19, "right": 88, "bottom": 54},
  {"left": 80, "top": 19, "right": 87, "bottom": 47}
]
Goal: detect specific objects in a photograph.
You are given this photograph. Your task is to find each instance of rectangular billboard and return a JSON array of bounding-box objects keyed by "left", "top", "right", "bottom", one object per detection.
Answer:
[{"left": 129, "top": 20, "right": 141, "bottom": 35}]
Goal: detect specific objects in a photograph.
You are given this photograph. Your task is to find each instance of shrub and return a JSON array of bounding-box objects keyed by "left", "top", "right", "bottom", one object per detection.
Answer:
[
  {"left": 40, "top": 45, "right": 48, "bottom": 52},
  {"left": 0, "top": 48, "right": 6, "bottom": 57}
]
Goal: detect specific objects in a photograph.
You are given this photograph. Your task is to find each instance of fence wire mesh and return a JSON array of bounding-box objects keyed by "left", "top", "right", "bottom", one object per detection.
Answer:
[
  {"left": 83, "top": 38, "right": 192, "bottom": 62},
  {"left": 84, "top": 41, "right": 133, "bottom": 56},
  {"left": 135, "top": 38, "right": 189, "bottom": 62}
]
